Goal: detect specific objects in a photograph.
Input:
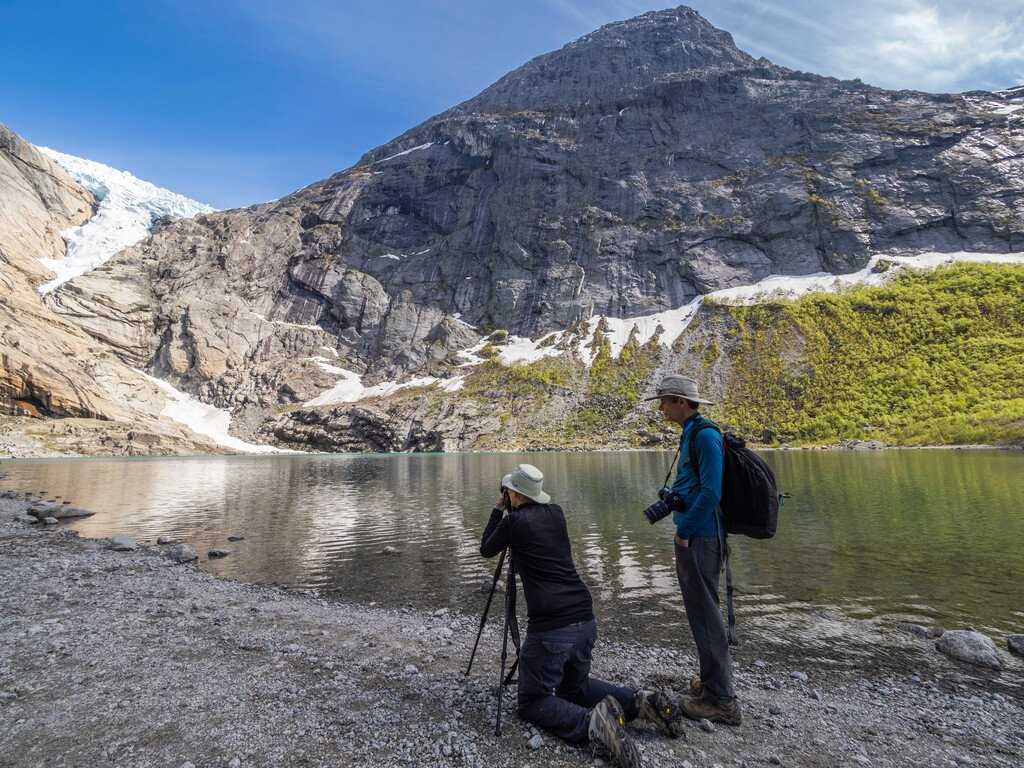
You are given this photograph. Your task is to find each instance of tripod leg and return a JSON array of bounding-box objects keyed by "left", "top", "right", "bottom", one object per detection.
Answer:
[
  {"left": 465, "top": 548, "right": 506, "bottom": 677},
  {"left": 495, "top": 554, "right": 514, "bottom": 736}
]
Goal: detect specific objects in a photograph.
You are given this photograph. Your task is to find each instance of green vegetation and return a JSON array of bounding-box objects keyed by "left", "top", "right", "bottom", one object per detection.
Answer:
[
  {"left": 566, "top": 325, "right": 663, "bottom": 441},
  {"left": 719, "top": 263, "right": 1024, "bottom": 446}
]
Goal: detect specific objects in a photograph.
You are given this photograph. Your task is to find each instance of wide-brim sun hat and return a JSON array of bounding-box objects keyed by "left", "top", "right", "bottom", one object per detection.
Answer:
[
  {"left": 501, "top": 463, "right": 551, "bottom": 504},
  {"left": 643, "top": 374, "right": 715, "bottom": 405}
]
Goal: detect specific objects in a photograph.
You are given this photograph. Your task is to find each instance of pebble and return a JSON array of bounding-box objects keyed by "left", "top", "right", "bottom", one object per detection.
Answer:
[
  {"left": 208, "top": 548, "right": 230, "bottom": 558},
  {"left": 528, "top": 733, "right": 543, "bottom": 750},
  {"left": 0, "top": 691, "right": 17, "bottom": 703},
  {"left": 43, "top": 517, "right": 59, "bottom": 526},
  {"left": 156, "top": 536, "right": 175, "bottom": 545},
  {"left": 753, "top": 659, "right": 768, "bottom": 668},
  {"left": 227, "top": 534, "right": 245, "bottom": 542},
  {"left": 405, "top": 664, "right": 419, "bottom": 675},
  {"left": 228, "top": 758, "right": 241, "bottom": 768},
  {"left": 699, "top": 718, "right": 715, "bottom": 733},
  {"left": 790, "top": 671, "right": 808, "bottom": 683},
  {"left": 768, "top": 704, "right": 783, "bottom": 715},
  {"left": 768, "top": 756, "right": 782, "bottom": 766},
  {"left": 381, "top": 546, "right": 401, "bottom": 555}
]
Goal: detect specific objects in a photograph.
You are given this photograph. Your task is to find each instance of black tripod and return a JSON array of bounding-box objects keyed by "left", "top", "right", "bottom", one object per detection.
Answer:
[{"left": 465, "top": 543, "right": 520, "bottom": 735}]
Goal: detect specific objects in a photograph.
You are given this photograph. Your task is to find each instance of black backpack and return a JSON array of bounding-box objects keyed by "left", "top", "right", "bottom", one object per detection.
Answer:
[{"left": 689, "top": 420, "right": 780, "bottom": 539}]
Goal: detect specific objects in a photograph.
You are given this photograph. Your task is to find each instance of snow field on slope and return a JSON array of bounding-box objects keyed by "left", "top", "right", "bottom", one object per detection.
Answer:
[
  {"left": 36, "top": 147, "right": 214, "bottom": 294},
  {"left": 140, "top": 373, "right": 285, "bottom": 454}
]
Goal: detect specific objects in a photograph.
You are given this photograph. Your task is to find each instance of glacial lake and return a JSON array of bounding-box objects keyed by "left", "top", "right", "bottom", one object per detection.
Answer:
[{"left": 2, "top": 449, "right": 1022, "bottom": 676}]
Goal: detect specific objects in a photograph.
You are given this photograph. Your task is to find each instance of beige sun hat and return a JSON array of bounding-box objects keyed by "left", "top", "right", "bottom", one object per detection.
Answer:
[
  {"left": 501, "top": 463, "right": 551, "bottom": 504},
  {"left": 643, "top": 374, "right": 715, "bottom": 405}
]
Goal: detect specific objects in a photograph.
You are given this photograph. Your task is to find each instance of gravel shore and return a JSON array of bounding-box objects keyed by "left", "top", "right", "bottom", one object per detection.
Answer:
[{"left": 2, "top": 495, "right": 1022, "bottom": 768}]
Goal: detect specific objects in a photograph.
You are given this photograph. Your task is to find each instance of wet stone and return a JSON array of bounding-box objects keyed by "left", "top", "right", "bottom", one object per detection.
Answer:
[
  {"left": 1008, "top": 635, "right": 1024, "bottom": 657},
  {"left": 110, "top": 535, "right": 136, "bottom": 551},
  {"left": 167, "top": 544, "right": 198, "bottom": 563},
  {"left": 207, "top": 548, "right": 230, "bottom": 558}
]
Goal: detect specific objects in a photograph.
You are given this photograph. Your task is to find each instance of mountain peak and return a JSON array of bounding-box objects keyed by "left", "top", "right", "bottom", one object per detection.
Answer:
[{"left": 454, "top": 5, "right": 757, "bottom": 114}]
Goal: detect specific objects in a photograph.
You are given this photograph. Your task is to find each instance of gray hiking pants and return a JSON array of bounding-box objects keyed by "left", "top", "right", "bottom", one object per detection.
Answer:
[{"left": 675, "top": 535, "right": 735, "bottom": 702}]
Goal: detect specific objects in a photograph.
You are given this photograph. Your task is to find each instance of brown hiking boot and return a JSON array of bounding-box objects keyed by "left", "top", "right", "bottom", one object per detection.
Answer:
[
  {"left": 688, "top": 676, "right": 703, "bottom": 696},
  {"left": 588, "top": 695, "right": 642, "bottom": 768},
  {"left": 634, "top": 689, "right": 686, "bottom": 739},
  {"left": 680, "top": 694, "right": 742, "bottom": 726}
]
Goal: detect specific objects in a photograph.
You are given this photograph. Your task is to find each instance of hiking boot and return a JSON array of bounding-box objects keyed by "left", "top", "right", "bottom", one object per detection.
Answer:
[
  {"left": 634, "top": 689, "right": 686, "bottom": 739},
  {"left": 588, "top": 695, "right": 642, "bottom": 768},
  {"left": 688, "top": 676, "right": 703, "bottom": 696},
  {"left": 680, "top": 694, "right": 742, "bottom": 726}
]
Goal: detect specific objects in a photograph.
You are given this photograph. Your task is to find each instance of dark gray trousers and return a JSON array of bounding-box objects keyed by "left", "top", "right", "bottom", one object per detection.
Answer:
[
  {"left": 517, "top": 618, "right": 637, "bottom": 743},
  {"left": 675, "top": 536, "right": 735, "bottom": 702}
]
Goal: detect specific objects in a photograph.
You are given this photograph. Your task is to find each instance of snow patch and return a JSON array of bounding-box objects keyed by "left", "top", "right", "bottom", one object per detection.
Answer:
[
  {"left": 36, "top": 148, "right": 214, "bottom": 293},
  {"left": 375, "top": 142, "right": 434, "bottom": 164},
  {"left": 140, "top": 372, "right": 282, "bottom": 454}
]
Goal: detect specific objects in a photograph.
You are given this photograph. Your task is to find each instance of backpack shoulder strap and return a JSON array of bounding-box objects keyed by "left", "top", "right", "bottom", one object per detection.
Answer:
[{"left": 687, "top": 417, "right": 722, "bottom": 474}]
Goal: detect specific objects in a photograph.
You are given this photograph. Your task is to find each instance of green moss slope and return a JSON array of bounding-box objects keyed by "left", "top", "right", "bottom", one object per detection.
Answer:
[{"left": 714, "top": 263, "right": 1024, "bottom": 445}]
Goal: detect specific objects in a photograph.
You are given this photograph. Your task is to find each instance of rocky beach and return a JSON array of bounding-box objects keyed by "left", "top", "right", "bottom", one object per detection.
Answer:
[{"left": 2, "top": 492, "right": 1022, "bottom": 768}]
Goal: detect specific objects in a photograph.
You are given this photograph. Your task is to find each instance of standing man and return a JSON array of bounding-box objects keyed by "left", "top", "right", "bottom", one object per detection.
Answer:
[
  {"left": 641, "top": 375, "right": 741, "bottom": 725},
  {"left": 480, "top": 464, "right": 682, "bottom": 768}
]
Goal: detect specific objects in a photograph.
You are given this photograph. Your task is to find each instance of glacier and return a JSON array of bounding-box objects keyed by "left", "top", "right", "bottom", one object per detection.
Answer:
[{"left": 36, "top": 147, "right": 214, "bottom": 294}]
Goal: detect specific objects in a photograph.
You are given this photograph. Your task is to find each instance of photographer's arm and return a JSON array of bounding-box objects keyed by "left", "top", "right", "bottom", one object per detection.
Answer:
[{"left": 480, "top": 506, "right": 512, "bottom": 558}]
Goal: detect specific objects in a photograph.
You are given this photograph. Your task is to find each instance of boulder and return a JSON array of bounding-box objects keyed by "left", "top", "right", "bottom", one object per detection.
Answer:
[
  {"left": 109, "top": 535, "right": 137, "bottom": 551},
  {"left": 167, "top": 544, "right": 198, "bottom": 563},
  {"left": 935, "top": 630, "right": 1002, "bottom": 669},
  {"left": 1008, "top": 635, "right": 1024, "bottom": 657}
]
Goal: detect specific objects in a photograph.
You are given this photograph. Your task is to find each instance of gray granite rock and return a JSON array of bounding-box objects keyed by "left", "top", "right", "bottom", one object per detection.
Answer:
[
  {"left": 1007, "top": 635, "right": 1024, "bottom": 657},
  {"left": 207, "top": 548, "right": 230, "bottom": 559},
  {"left": 110, "top": 535, "right": 137, "bottom": 551},
  {"left": 167, "top": 544, "right": 198, "bottom": 563},
  {"left": 935, "top": 630, "right": 1002, "bottom": 669}
]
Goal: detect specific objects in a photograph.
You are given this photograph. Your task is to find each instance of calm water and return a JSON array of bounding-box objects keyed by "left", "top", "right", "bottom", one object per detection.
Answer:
[{"left": 2, "top": 450, "right": 1022, "bottom": 659}]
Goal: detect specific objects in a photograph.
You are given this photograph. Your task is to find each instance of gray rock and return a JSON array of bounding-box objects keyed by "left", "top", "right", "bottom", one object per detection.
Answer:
[
  {"left": 109, "top": 535, "right": 137, "bottom": 551},
  {"left": 156, "top": 536, "right": 175, "bottom": 545},
  {"left": 207, "top": 548, "right": 230, "bottom": 558},
  {"left": 380, "top": 546, "right": 401, "bottom": 555},
  {"left": 768, "top": 756, "right": 782, "bottom": 766},
  {"left": 699, "top": 718, "right": 715, "bottom": 733},
  {"left": 935, "top": 630, "right": 1002, "bottom": 669},
  {"left": 0, "top": 691, "right": 16, "bottom": 703},
  {"left": 898, "top": 622, "right": 936, "bottom": 639},
  {"left": 167, "top": 544, "right": 198, "bottom": 564},
  {"left": 14, "top": 513, "right": 37, "bottom": 524},
  {"left": 228, "top": 759, "right": 241, "bottom": 768},
  {"left": 527, "top": 733, "right": 543, "bottom": 750},
  {"left": 43, "top": 517, "right": 59, "bottom": 525},
  {"left": 404, "top": 664, "right": 419, "bottom": 675},
  {"left": 227, "top": 533, "right": 245, "bottom": 541},
  {"left": 790, "top": 671, "right": 808, "bottom": 683},
  {"left": 1007, "top": 635, "right": 1024, "bottom": 657}
]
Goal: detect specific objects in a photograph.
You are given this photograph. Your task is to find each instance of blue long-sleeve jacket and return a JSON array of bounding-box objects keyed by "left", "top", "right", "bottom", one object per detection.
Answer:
[{"left": 670, "top": 414, "right": 723, "bottom": 539}]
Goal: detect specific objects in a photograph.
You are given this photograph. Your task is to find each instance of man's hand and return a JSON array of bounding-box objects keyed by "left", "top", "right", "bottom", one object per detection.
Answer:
[{"left": 643, "top": 499, "right": 672, "bottom": 524}]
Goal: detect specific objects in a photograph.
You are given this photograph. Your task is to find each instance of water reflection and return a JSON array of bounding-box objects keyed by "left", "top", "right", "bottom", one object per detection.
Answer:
[{"left": 2, "top": 449, "right": 1023, "bottom": 648}]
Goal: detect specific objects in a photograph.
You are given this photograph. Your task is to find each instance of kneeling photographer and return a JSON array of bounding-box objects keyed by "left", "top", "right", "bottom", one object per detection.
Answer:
[{"left": 479, "top": 464, "right": 682, "bottom": 767}]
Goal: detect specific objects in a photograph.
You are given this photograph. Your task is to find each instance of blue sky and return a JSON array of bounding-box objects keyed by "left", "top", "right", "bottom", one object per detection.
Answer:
[{"left": 3, "top": 0, "right": 1022, "bottom": 209}]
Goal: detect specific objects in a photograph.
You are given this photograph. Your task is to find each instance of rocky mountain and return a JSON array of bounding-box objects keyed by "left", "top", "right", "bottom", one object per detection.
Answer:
[{"left": 3, "top": 6, "right": 1023, "bottom": 454}]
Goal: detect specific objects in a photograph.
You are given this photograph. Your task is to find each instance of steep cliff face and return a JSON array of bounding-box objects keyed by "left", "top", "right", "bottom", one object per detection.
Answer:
[
  {"left": 15, "top": 6, "right": 1024, "bottom": 453},
  {"left": 0, "top": 123, "right": 222, "bottom": 455},
  {"left": 51, "top": 7, "right": 1023, "bottom": 422}
]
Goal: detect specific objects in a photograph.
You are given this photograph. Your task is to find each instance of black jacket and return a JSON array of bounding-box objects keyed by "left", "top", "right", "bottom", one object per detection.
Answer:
[{"left": 480, "top": 502, "right": 594, "bottom": 632}]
